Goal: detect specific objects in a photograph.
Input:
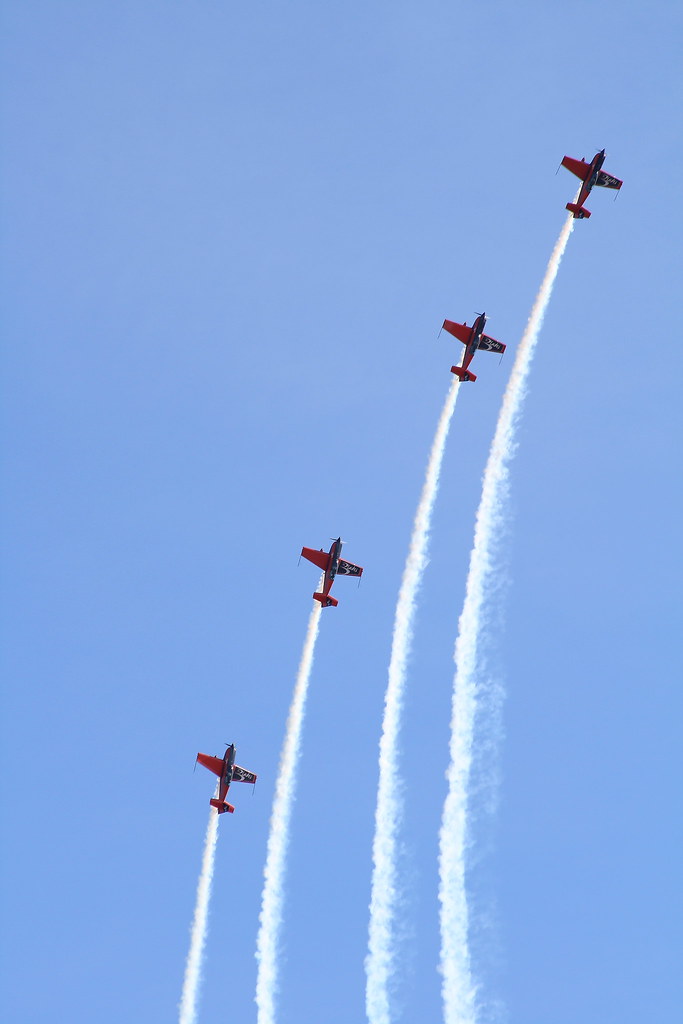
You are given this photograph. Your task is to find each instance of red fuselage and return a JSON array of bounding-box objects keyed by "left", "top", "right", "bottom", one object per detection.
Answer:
[
  {"left": 217, "top": 743, "right": 237, "bottom": 804},
  {"left": 574, "top": 150, "right": 606, "bottom": 214},
  {"left": 319, "top": 538, "right": 342, "bottom": 602},
  {"left": 460, "top": 313, "right": 488, "bottom": 375}
]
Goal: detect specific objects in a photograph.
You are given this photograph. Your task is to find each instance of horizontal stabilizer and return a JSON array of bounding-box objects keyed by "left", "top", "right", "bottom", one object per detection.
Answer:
[
  {"left": 210, "top": 798, "right": 235, "bottom": 814},
  {"left": 442, "top": 319, "right": 472, "bottom": 345},
  {"left": 232, "top": 765, "right": 257, "bottom": 784},
  {"left": 314, "top": 591, "right": 338, "bottom": 608},
  {"left": 301, "top": 547, "right": 331, "bottom": 572},
  {"left": 196, "top": 753, "right": 224, "bottom": 777},
  {"left": 566, "top": 202, "right": 591, "bottom": 219},
  {"left": 451, "top": 365, "right": 476, "bottom": 382}
]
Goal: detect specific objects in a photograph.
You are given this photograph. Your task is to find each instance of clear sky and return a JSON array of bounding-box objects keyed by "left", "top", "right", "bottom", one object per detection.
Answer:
[{"left": 1, "top": 2, "right": 681, "bottom": 1023}]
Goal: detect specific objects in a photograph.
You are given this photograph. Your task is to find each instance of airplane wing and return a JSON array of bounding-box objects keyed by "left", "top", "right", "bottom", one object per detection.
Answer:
[
  {"left": 596, "top": 170, "right": 622, "bottom": 190},
  {"left": 301, "top": 547, "right": 331, "bottom": 571},
  {"left": 442, "top": 319, "right": 473, "bottom": 344},
  {"left": 561, "top": 155, "right": 591, "bottom": 180},
  {"left": 232, "top": 765, "right": 258, "bottom": 784},
  {"left": 478, "top": 335, "right": 506, "bottom": 354},
  {"left": 337, "top": 559, "right": 363, "bottom": 577},
  {"left": 196, "top": 753, "right": 224, "bottom": 776}
]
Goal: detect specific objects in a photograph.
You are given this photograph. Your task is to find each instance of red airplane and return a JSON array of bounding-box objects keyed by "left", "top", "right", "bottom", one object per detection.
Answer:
[
  {"left": 442, "top": 312, "right": 505, "bottom": 382},
  {"left": 561, "top": 149, "right": 622, "bottom": 219},
  {"left": 300, "top": 536, "right": 363, "bottom": 608},
  {"left": 196, "top": 743, "right": 257, "bottom": 814}
]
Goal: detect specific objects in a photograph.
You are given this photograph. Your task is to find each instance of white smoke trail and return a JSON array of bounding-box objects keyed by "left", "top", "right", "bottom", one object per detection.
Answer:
[
  {"left": 255, "top": 599, "right": 323, "bottom": 1024},
  {"left": 179, "top": 802, "right": 220, "bottom": 1024},
  {"left": 438, "top": 215, "right": 575, "bottom": 1024},
  {"left": 366, "top": 377, "right": 460, "bottom": 1024}
]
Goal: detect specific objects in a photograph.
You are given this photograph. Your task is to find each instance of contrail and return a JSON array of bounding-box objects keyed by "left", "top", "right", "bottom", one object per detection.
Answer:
[
  {"left": 179, "top": 801, "right": 220, "bottom": 1024},
  {"left": 255, "top": 599, "right": 323, "bottom": 1024},
  {"left": 438, "top": 214, "right": 574, "bottom": 1024},
  {"left": 366, "top": 377, "right": 460, "bottom": 1024}
]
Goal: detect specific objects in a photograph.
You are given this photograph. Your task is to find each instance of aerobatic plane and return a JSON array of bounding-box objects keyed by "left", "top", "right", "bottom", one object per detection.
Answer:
[
  {"left": 561, "top": 149, "right": 622, "bottom": 219},
  {"left": 196, "top": 743, "right": 257, "bottom": 814},
  {"left": 300, "top": 537, "right": 363, "bottom": 608},
  {"left": 442, "top": 312, "right": 505, "bottom": 382}
]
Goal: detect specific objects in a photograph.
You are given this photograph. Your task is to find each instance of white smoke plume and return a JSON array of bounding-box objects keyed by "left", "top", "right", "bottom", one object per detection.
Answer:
[
  {"left": 366, "top": 378, "right": 460, "bottom": 1024},
  {"left": 179, "top": 801, "right": 220, "bottom": 1024},
  {"left": 438, "top": 215, "right": 574, "bottom": 1024},
  {"left": 255, "top": 599, "right": 323, "bottom": 1024}
]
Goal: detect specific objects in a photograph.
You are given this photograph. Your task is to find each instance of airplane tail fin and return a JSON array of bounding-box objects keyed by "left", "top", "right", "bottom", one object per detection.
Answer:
[
  {"left": 450, "top": 365, "right": 477, "bottom": 382},
  {"left": 210, "top": 799, "right": 235, "bottom": 814},
  {"left": 566, "top": 202, "right": 591, "bottom": 219},
  {"left": 313, "top": 591, "right": 338, "bottom": 608}
]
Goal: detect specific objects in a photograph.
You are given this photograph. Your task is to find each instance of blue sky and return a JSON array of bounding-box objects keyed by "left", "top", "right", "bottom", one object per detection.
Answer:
[{"left": 1, "top": 2, "right": 682, "bottom": 1022}]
